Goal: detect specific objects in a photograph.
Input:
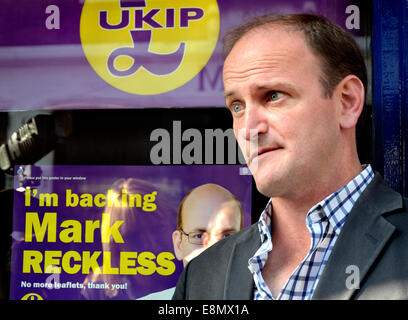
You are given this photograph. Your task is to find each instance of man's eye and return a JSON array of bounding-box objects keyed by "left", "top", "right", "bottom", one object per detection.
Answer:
[
  {"left": 221, "top": 231, "right": 236, "bottom": 239},
  {"left": 191, "top": 232, "right": 203, "bottom": 239},
  {"left": 232, "top": 103, "right": 243, "bottom": 113},
  {"left": 269, "top": 91, "right": 283, "bottom": 102}
]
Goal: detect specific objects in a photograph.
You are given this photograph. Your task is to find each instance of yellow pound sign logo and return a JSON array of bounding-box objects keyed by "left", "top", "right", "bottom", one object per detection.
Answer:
[
  {"left": 21, "top": 293, "right": 43, "bottom": 300},
  {"left": 80, "top": 0, "right": 220, "bottom": 95}
]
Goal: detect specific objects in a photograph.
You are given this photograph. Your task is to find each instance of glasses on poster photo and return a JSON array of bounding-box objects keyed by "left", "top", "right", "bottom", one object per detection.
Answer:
[{"left": 178, "top": 228, "right": 237, "bottom": 245}]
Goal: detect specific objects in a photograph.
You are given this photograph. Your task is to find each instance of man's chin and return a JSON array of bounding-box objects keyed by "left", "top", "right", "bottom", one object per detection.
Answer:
[
  {"left": 253, "top": 171, "right": 286, "bottom": 198},
  {"left": 254, "top": 178, "right": 276, "bottom": 198}
]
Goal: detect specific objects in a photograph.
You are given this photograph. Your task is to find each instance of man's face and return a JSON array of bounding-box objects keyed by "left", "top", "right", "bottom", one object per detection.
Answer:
[
  {"left": 223, "top": 26, "right": 342, "bottom": 198},
  {"left": 172, "top": 186, "right": 242, "bottom": 267},
  {"left": 203, "top": 202, "right": 242, "bottom": 247}
]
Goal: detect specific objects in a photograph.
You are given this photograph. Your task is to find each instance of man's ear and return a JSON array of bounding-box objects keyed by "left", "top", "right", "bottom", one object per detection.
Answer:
[
  {"left": 336, "top": 74, "right": 365, "bottom": 129},
  {"left": 202, "top": 232, "right": 210, "bottom": 247},
  {"left": 172, "top": 230, "right": 183, "bottom": 261}
]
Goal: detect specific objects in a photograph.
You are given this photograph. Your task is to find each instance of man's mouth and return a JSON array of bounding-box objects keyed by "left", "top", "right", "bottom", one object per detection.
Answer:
[{"left": 248, "top": 147, "right": 282, "bottom": 164}]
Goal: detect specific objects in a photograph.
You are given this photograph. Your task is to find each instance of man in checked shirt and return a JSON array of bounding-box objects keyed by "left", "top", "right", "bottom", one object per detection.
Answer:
[{"left": 173, "top": 13, "right": 408, "bottom": 300}]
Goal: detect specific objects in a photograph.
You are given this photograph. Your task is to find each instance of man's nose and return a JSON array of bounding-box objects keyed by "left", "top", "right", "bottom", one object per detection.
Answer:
[{"left": 237, "top": 105, "right": 268, "bottom": 141}]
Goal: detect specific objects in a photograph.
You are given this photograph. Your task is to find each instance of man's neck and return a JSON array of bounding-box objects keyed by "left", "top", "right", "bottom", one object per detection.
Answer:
[{"left": 269, "top": 160, "right": 363, "bottom": 237}]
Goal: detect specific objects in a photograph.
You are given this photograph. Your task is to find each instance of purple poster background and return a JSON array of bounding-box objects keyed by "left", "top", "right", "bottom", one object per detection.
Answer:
[
  {"left": 10, "top": 164, "right": 252, "bottom": 300},
  {"left": 0, "top": 0, "right": 361, "bottom": 110}
]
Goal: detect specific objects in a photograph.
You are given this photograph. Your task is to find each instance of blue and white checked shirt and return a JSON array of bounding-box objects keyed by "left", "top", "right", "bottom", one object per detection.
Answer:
[{"left": 249, "top": 165, "right": 375, "bottom": 300}]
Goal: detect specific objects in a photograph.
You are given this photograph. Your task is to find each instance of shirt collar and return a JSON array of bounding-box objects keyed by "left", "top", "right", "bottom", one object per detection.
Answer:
[
  {"left": 258, "top": 165, "right": 375, "bottom": 238},
  {"left": 258, "top": 200, "right": 272, "bottom": 243}
]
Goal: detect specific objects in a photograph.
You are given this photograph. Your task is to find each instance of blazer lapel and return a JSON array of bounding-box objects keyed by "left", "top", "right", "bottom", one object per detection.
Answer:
[
  {"left": 223, "top": 224, "right": 260, "bottom": 299},
  {"left": 312, "top": 174, "right": 402, "bottom": 300}
]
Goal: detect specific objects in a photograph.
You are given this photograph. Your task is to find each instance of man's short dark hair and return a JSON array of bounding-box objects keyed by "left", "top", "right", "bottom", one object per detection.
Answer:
[{"left": 222, "top": 13, "right": 367, "bottom": 99}]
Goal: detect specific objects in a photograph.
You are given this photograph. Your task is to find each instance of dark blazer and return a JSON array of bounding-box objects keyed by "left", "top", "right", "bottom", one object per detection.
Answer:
[{"left": 173, "top": 174, "right": 408, "bottom": 300}]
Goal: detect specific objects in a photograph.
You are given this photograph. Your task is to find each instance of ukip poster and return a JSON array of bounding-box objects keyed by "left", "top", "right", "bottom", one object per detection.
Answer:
[{"left": 9, "top": 165, "right": 252, "bottom": 300}]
